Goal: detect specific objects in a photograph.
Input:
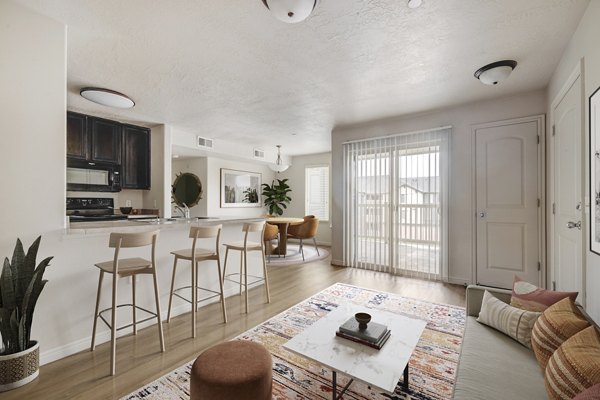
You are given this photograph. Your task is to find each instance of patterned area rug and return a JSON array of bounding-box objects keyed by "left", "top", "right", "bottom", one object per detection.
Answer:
[
  {"left": 267, "top": 244, "right": 330, "bottom": 267},
  {"left": 122, "top": 283, "right": 465, "bottom": 400}
]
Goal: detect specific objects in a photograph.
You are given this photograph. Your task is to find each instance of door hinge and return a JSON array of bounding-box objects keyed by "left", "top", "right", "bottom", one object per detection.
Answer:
[
  {"left": 552, "top": 125, "right": 556, "bottom": 136},
  {"left": 552, "top": 203, "right": 556, "bottom": 214},
  {"left": 537, "top": 261, "right": 541, "bottom": 271},
  {"left": 552, "top": 281, "right": 556, "bottom": 291},
  {"left": 537, "top": 135, "right": 540, "bottom": 144},
  {"left": 538, "top": 198, "right": 541, "bottom": 207}
]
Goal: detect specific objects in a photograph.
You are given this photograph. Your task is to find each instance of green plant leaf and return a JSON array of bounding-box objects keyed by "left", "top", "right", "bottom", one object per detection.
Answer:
[
  {"left": 1, "top": 258, "right": 16, "bottom": 311},
  {"left": 0, "top": 308, "right": 12, "bottom": 354}
]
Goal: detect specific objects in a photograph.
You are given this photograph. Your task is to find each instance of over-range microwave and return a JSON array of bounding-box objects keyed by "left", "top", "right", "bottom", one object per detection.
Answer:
[{"left": 66, "top": 160, "right": 121, "bottom": 192}]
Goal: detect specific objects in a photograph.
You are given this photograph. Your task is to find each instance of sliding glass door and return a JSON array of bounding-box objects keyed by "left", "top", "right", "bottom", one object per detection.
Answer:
[{"left": 343, "top": 128, "right": 449, "bottom": 281}]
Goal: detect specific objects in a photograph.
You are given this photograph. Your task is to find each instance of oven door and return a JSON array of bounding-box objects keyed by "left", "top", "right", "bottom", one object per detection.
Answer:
[{"left": 67, "top": 161, "right": 121, "bottom": 192}]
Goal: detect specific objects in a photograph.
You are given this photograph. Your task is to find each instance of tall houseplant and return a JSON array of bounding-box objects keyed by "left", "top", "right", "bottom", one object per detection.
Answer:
[
  {"left": 262, "top": 178, "right": 292, "bottom": 216},
  {"left": 0, "top": 236, "right": 51, "bottom": 391}
]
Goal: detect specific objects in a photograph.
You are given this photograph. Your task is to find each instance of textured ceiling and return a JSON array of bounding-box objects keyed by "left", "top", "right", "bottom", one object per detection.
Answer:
[{"left": 16, "top": 0, "right": 589, "bottom": 155}]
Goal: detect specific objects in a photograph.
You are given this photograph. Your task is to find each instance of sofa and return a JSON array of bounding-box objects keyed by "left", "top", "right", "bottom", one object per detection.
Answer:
[{"left": 452, "top": 285, "right": 598, "bottom": 400}]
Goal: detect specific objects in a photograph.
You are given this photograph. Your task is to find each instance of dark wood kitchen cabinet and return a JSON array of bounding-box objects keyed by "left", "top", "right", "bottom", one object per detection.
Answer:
[
  {"left": 121, "top": 125, "right": 151, "bottom": 189},
  {"left": 89, "top": 117, "right": 122, "bottom": 164},
  {"left": 66, "top": 112, "right": 88, "bottom": 160}
]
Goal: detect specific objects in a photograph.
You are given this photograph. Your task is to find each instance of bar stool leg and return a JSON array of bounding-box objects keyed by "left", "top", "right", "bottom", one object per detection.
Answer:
[
  {"left": 222, "top": 248, "right": 229, "bottom": 279},
  {"left": 239, "top": 250, "right": 243, "bottom": 295},
  {"left": 110, "top": 272, "right": 118, "bottom": 376},
  {"left": 91, "top": 270, "right": 104, "bottom": 351},
  {"left": 151, "top": 267, "right": 166, "bottom": 352},
  {"left": 191, "top": 259, "right": 197, "bottom": 338},
  {"left": 243, "top": 249, "right": 249, "bottom": 313},
  {"left": 216, "top": 257, "right": 227, "bottom": 323},
  {"left": 166, "top": 256, "right": 178, "bottom": 323},
  {"left": 132, "top": 275, "right": 137, "bottom": 335},
  {"left": 262, "top": 247, "right": 271, "bottom": 304}
]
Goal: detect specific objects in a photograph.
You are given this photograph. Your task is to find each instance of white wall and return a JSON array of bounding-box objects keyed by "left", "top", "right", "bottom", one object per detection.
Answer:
[
  {"left": 280, "top": 152, "right": 332, "bottom": 245},
  {"left": 0, "top": 2, "right": 66, "bottom": 248},
  {"left": 171, "top": 157, "right": 277, "bottom": 218},
  {"left": 143, "top": 124, "right": 172, "bottom": 217},
  {"left": 331, "top": 90, "right": 547, "bottom": 285},
  {"left": 547, "top": 0, "right": 600, "bottom": 322}
]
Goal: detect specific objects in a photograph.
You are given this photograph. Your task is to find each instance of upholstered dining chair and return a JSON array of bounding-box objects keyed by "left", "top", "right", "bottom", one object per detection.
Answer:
[
  {"left": 263, "top": 223, "right": 280, "bottom": 262},
  {"left": 287, "top": 216, "right": 320, "bottom": 261}
]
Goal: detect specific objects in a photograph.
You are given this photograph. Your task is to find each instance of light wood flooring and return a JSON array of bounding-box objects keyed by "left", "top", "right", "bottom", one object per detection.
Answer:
[{"left": 5, "top": 254, "right": 465, "bottom": 400}]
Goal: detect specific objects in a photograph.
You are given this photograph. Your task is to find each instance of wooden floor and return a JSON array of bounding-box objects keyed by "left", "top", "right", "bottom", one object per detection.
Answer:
[{"left": 5, "top": 254, "right": 465, "bottom": 400}]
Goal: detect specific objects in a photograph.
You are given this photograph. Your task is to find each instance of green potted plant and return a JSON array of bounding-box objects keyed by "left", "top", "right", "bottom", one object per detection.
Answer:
[
  {"left": 0, "top": 236, "right": 51, "bottom": 392},
  {"left": 262, "top": 178, "right": 292, "bottom": 216}
]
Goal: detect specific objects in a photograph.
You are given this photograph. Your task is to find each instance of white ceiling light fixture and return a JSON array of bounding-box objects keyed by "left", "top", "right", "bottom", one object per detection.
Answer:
[
  {"left": 474, "top": 60, "right": 518, "bottom": 85},
  {"left": 80, "top": 87, "right": 135, "bottom": 108},
  {"left": 407, "top": 0, "right": 423, "bottom": 9},
  {"left": 261, "top": 0, "right": 319, "bottom": 23},
  {"left": 269, "top": 145, "right": 290, "bottom": 173}
]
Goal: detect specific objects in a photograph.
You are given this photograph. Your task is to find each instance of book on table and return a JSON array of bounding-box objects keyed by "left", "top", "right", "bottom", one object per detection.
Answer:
[
  {"left": 336, "top": 329, "right": 392, "bottom": 350},
  {"left": 339, "top": 317, "right": 389, "bottom": 343}
]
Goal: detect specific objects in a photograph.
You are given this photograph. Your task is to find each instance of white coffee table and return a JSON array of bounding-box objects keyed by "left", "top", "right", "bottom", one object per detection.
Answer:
[{"left": 284, "top": 303, "right": 427, "bottom": 399}]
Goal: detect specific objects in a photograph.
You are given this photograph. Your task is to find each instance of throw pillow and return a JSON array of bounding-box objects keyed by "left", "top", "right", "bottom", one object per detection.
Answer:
[
  {"left": 545, "top": 326, "right": 600, "bottom": 400},
  {"left": 573, "top": 384, "right": 600, "bottom": 400},
  {"left": 531, "top": 297, "right": 590, "bottom": 370},
  {"left": 476, "top": 290, "right": 541, "bottom": 348},
  {"left": 511, "top": 275, "right": 578, "bottom": 312}
]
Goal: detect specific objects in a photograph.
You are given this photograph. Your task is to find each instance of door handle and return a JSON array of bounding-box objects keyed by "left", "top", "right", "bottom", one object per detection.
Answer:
[
  {"left": 479, "top": 211, "right": 485, "bottom": 218},
  {"left": 566, "top": 221, "right": 581, "bottom": 230}
]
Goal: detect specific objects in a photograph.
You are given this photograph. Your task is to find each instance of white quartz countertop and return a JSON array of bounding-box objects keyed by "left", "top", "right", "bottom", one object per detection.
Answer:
[{"left": 65, "top": 216, "right": 264, "bottom": 235}]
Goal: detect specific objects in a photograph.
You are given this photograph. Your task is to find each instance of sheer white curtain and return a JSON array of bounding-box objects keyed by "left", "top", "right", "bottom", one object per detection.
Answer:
[{"left": 342, "top": 127, "right": 450, "bottom": 281}]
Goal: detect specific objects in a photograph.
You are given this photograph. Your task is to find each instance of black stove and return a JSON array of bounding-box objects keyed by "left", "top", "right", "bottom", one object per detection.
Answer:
[{"left": 67, "top": 197, "right": 128, "bottom": 222}]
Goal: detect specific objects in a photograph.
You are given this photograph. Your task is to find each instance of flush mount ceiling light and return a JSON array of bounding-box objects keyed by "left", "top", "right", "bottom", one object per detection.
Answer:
[
  {"left": 80, "top": 87, "right": 135, "bottom": 108},
  {"left": 407, "top": 0, "right": 423, "bottom": 9},
  {"left": 474, "top": 60, "right": 518, "bottom": 85},
  {"left": 269, "top": 145, "right": 290, "bottom": 172},
  {"left": 261, "top": 0, "right": 319, "bottom": 23}
]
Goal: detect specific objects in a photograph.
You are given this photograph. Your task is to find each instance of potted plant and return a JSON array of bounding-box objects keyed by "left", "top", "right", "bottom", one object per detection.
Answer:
[
  {"left": 0, "top": 236, "right": 51, "bottom": 392},
  {"left": 262, "top": 178, "right": 292, "bottom": 216}
]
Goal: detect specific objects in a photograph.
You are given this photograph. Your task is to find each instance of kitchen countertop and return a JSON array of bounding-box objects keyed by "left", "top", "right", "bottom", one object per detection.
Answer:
[{"left": 66, "top": 216, "right": 265, "bottom": 235}]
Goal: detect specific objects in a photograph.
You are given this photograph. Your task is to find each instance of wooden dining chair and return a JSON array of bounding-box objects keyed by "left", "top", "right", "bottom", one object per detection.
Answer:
[{"left": 263, "top": 223, "right": 280, "bottom": 263}]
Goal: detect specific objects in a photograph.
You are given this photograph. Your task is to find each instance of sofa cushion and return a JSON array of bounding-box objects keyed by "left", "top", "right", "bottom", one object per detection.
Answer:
[
  {"left": 545, "top": 326, "right": 600, "bottom": 400},
  {"left": 453, "top": 316, "right": 546, "bottom": 400},
  {"left": 573, "top": 384, "right": 600, "bottom": 400},
  {"left": 511, "top": 276, "right": 578, "bottom": 312},
  {"left": 531, "top": 297, "right": 590, "bottom": 370},
  {"left": 477, "top": 290, "right": 540, "bottom": 349}
]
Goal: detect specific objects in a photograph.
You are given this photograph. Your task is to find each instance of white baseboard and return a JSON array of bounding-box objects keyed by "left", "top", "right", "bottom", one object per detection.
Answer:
[{"left": 40, "top": 284, "right": 256, "bottom": 365}]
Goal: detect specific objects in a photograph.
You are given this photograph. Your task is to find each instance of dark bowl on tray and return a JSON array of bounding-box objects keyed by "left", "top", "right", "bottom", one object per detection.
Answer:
[
  {"left": 355, "top": 312, "right": 371, "bottom": 330},
  {"left": 120, "top": 207, "right": 133, "bottom": 215}
]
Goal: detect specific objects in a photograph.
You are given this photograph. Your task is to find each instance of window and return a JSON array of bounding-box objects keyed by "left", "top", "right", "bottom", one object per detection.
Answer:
[{"left": 305, "top": 165, "right": 329, "bottom": 221}]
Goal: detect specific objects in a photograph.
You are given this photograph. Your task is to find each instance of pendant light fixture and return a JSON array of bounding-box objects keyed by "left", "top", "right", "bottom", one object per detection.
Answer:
[
  {"left": 474, "top": 60, "right": 517, "bottom": 85},
  {"left": 269, "top": 145, "right": 290, "bottom": 172},
  {"left": 261, "top": 0, "right": 320, "bottom": 23},
  {"left": 80, "top": 87, "right": 135, "bottom": 108}
]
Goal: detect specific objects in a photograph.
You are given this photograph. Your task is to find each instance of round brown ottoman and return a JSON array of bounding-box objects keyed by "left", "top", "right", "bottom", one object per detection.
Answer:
[{"left": 190, "top": 341, "right": 272, "bottom": 400}]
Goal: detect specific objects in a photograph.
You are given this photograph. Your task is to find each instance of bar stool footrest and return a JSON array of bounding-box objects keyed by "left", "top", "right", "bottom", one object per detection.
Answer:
[
  {"left": 224, "top": 273, "right": 265, "bottom": 287},
  {"left": 172, "top": 286, "right": 222, "bottom": 305},
  {"left": 98, "top": 304, "right": 159, "bottom": 331}
]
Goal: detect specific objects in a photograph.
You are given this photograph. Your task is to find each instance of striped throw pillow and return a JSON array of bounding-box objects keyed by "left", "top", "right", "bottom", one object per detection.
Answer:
[
  {"left": 531, "top": 297, "right": 590, "bottom": 370},
  {"left": 476, "top": 290, "right": 541, "bottom": 348},
  {"left": 545, "top": 326, "right": 600, "bottom": 400}
]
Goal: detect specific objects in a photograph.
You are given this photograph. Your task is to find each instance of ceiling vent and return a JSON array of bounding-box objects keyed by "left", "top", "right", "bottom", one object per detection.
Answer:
[
  {"left": 254, "top": 148, "right": 266, "bottom": 159},
  {"left": 197, "top": 136, "right": 213, "bottom": 149}
]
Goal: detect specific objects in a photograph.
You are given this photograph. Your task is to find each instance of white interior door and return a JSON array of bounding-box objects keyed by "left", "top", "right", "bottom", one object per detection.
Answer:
[
  {"left": 475, "top": 117, "right": 542, "bottom": 288},
  {"left": 552, "top": 75, "right": 583, "bottom": 298}
]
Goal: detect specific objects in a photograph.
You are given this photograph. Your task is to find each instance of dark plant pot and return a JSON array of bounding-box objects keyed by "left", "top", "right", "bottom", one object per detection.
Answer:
[{"left": 0, "top": 341, "right": 40, "bottom": 392}]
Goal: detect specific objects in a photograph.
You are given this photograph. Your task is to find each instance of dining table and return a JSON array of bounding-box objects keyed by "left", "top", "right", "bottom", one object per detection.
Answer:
[{"left": 266, "top": 217, "right": 304, "bottom": 256}]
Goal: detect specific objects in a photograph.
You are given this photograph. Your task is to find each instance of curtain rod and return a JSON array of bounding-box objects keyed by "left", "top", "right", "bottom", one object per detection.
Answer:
[{"left": 342, "top": 125, "right": 452, "bottom": 145}]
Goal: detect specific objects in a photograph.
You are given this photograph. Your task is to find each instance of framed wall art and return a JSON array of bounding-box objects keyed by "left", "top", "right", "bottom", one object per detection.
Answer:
[
  {"left": 590, "top": 86, "right": 600, "bottom": 254},
  {"left": 220, "top": 168, "right": 262, "bottom": 208}
]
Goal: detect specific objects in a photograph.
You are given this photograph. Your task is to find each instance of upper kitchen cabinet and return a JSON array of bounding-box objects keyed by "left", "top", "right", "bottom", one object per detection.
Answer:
[
  {"left": 121, "top": 125, "right": 151, "bottom": 189},
  {"left": 89, "top": 117, "right": 122, "bottom": 164},
  {"left": 66, "top": 112, "right": 88, "bottom": 160}
]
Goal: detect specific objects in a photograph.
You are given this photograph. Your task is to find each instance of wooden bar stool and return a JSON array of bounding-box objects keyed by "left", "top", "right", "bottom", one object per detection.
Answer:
[
  {"left": 90, "top": 230, "right": 165, "bottom": 376},
  {"left": 166, "top": 225, "right": 227, "bottom": 338},
  {"left": 222, "top": 221, "right": 270, "bottom": 313}
]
